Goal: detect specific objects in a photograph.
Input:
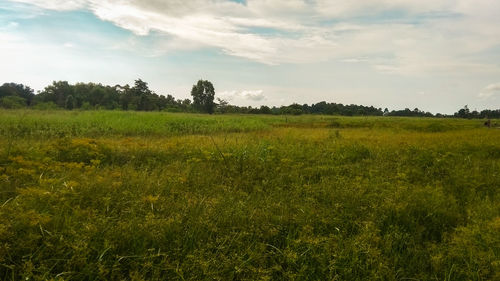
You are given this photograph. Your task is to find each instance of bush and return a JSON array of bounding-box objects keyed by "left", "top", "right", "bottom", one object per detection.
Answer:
[
  {"left": 33, "top": 101, "right": 59, "bottom": 110},
  {"left": 0, "top": 96, "right": 27, "bottom": 109}
]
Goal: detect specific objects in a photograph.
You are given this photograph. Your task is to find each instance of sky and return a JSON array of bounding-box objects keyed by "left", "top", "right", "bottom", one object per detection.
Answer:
[{"left": 1, "top": 0, "right": 500, "bottom": 113}]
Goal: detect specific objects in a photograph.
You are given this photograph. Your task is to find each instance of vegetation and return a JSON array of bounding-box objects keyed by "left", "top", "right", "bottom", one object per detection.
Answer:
[
  {"left": 0, "top": 110, "right": 499, "bottom": 280},
  {"left": 191, "top": 80, "right": 216, "bottom": 114},
  {"left": 2, "top": 81, "right": 498, "bottom": 117},
  {"left": 454, "top": 105, "right": 500, "bottom": 119}
]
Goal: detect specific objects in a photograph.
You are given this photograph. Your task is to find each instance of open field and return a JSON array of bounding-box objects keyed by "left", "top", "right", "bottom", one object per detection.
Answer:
[{"left": 0, "top": 110, "right": 499, "bottom": 280}]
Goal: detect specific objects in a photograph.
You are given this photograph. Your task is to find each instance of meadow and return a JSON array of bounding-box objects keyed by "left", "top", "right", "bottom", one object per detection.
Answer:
[{"left": 0, "top": 110, "right": 499, "bottom": 280}]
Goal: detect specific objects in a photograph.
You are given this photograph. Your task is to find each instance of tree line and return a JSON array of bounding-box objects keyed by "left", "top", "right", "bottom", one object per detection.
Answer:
[{"left": 0, "top": 80, "right": 499, "bottom": 118}]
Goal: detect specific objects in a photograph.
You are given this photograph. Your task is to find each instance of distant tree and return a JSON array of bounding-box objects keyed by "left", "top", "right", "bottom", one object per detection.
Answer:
[
  {"left": 387, "top": 107, "right": 434, "bottom": 117},
  {"left": 281, "top": 103, "right": 303, "bottom": 115},
  {"left": 0, "top": 96, "right": 27, "bottom": 109},
  {"left": 81, "top": 101, "right": 92, "bottom": 110},
  {"left": 118, "top": 79, "right": 166, "bottom": 111},
  {"left": 36, "top": 81, "right": 74, "bottom": 108},
  {"left": 259, "top": 105, "right": 272, "bottom": 114},
  {"left": 118, "top": 79, "right": 157, "bottom": 111},
  {"left": 455, "top": 105, "right": 470, "bottom": 118},
  {"left": 216, "top": 98, "right": 230, "bottom": 113},
  {"left": 133, "top": 79, "right": 150, "bottom": 95},
  {"left": 131, "top": 79, "right": 152, "bottom": 111},
  {"left": 65, "top": 95, "right": 75, "bottom": 110},
  {"left": 33, "top": 101, "right": 58, "bottom": 110},
  {"left": 89, "top": 86, "right": 106, "bottom": 107},
  {"left": 163, "top": 94, "right": 177, "bottom": 110},
  {"left": 479, "top": 109, "right": 500, "bottom": 119},
  {"left": 179, "top": 99, "right": 192, "bottom": 112},
  {"left": 0, "top": 83, "right": 35, "bottom": 106},
  {"left": 116, "top": 84, "right": 131, "bottom": 110},
  {"left": 191, "top": 80, "right": 215, "bottom": 114}
]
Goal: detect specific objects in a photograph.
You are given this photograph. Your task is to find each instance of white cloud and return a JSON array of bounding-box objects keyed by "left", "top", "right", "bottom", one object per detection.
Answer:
[
  {"left": 315, "top": 0, "right": 456, "bottom": 17},
  {"left": 6, "top": 0, "right": 500, "bottom": 74},
  {"left": 219, "top": 89, "right": 266, "bottom": 103},
  {"left": 478, "top": 92, "right": 494, "bottom": 99},
  {"left": 478, "top": 82, "right": 500, "bottom": 99},
  {"left": 218, "top": 90, "right": 238, "bottom": 101},
  {"left": 0, "top": 22, "right": 19, "bottom": 31},
  {"left": 484, "top": 83, "right": 500, "bottom": 92},
  {"left": 242, "top": 90, "right": 266, "bottom": 101},
  {"left": 7, "top": 21, "right": 19, "bottom": 28},
  {"left": 11, "top": 0, "right": 86, "bottom": 10}
]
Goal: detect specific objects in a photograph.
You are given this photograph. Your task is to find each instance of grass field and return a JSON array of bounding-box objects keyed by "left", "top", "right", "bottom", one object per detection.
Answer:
[{"left": 0, "top": 110, "right": 499, "bottom": 280}]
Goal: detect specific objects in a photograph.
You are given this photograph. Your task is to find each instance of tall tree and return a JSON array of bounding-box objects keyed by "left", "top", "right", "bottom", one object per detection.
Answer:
[
  {"left": 36, "top": 81, "right": 74, "bottom": 108},
  {"left": 191, "top": 80, "right": 215, "bottom": 114},
  {"left": 0, "top": 83, "right": 35, "bottom": 106}
]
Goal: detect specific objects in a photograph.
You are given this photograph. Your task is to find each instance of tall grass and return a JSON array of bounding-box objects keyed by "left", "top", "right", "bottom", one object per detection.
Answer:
[{"left": 0, "top": 110, "right": 498, "bottom": 280}]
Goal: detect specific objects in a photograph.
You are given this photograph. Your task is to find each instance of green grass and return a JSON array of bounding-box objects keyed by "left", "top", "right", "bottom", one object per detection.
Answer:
[{"left": 0, "top": 110, "right": 499, "bottom": 280}]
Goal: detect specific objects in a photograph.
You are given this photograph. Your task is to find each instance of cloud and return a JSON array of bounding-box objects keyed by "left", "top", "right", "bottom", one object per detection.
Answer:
[
  {"left": 478, "top": 82, "right": 500, "bottom": 99},
  {"left": 219, "top": 89, "right": 266, "bottom": 102},
  {"left": 484, "top": 83, "right": 500, "bottom": 92},
  {"left": 6, "top": 0, "right": 500, "bottom": 73},
  {"left": 0, "top": 21, "right": 19, "bottom": 31},
  {"left": 242, "top": 90, "right": 265, "bottom": 101},
  {"left": 11, "top": 0, "right": 86, "bottom": 10},
  {"left": 7, "top": 21, "right": 19, "bottom": 28},
  {"left": 218, "top": 90, "right": 238, "bottom": 101}
]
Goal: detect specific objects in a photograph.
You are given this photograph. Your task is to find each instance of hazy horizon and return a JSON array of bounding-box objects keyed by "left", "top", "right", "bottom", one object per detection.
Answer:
[{"left": 1, "top": 0, "right": 500, "bottom": 114}]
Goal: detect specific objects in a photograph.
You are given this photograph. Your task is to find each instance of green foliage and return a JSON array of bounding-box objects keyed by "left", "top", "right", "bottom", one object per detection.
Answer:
[
  {"left": 2, "top": 81, "right": 499, "bottom": 117},
  {"left": 191, "top": 80, "right": 215, "bottom": 114},
  {"left": 0, "top": 96, "right": 27, "bottom": 109},
  {"left": 65, "top": 95, "right": 75, "bottom": 110},
  {"left": 0, "top": 83, "right": 34, "bottom": 106},
  {"left": 32, "top": 101, "right": 59, "bottom": 110},
  {"left": 0, "top": 110, "right": 499, "bottom": 280}
]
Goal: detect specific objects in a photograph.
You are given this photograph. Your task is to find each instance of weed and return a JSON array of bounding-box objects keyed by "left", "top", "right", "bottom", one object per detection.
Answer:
[{"left": 0, "top": 110, "right": 498, "bottom": 280}]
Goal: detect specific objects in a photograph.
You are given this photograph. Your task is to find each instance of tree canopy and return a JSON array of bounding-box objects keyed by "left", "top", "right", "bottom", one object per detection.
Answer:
[
  {"left": 0, "top": 83, "right": 35, "bottom": 106},
  {"left": 0, "top": 81, "right": 499, "bottom": 118},
  {"left": 191, "top": 80, "right": 215, "bottom": 114}
]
